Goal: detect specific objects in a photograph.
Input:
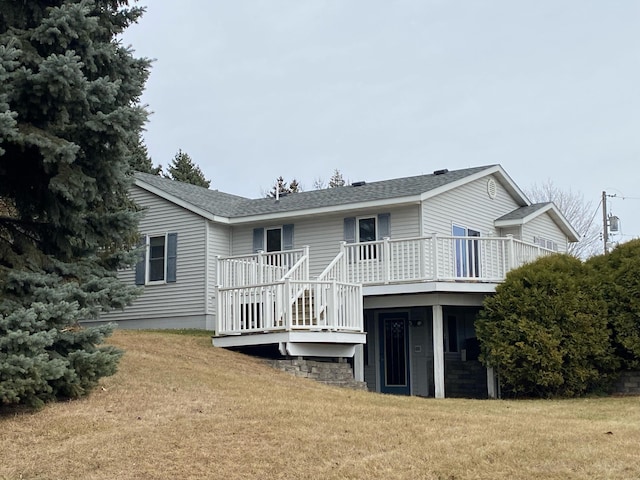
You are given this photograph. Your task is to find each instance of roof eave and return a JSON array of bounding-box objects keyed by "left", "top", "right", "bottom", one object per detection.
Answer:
[
  {"left": 495, "top": 204, "right": 580, "bottom": 242},
  {"left": 228, "top": 195, "right": 423, "bottom": 224},
  {"left": 134, "top": 179, "right": 232, "bottom": 224},
  {"left": 419, "top": 165, "right": 530, "bottom": 205}
]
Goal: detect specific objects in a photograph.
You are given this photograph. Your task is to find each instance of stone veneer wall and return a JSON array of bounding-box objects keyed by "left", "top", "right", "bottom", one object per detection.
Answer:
[
  {"left": 268, "top": 358, "right": 368, "bottom": 390},
  {"left": 612, "top": 371, "right": 640, "bottom": 395}
]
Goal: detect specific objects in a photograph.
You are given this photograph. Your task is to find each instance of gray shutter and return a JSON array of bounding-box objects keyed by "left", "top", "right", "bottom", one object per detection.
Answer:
[
  {"left": 135, "top": 235, "right": 147, "bottom": 285},
  {"left": 166, "top": 233, "right": 178, "bottom": 283},
  {"left": 377, "top": 213, "right": 391, "bottom": 239},
  {"left": 282, "top": 224, "right": 294, "bottom": 250},
  {"left": 253, "top": 228, "right": 264, "bottom": 252},
  {"left": 344, "top": 217, "right": 356, "bottom": 243}
]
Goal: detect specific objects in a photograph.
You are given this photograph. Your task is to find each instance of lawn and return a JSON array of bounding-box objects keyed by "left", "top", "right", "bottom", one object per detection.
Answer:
[{"left": 2, "top": 330, "right": 639, "bottom": 480}]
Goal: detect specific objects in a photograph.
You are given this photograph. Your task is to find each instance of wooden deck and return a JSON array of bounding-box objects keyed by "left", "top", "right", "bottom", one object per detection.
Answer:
[{"left": 212, "top": 235, "right": 555, "bottom": 352}]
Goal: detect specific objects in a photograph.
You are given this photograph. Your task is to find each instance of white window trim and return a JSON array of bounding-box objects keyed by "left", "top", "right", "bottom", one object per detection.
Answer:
[
  {"left": 533, "top": 236, "right": 558, "bottom": 252},
  {"left": 264, "top": 226, "right": 283, "bottom": 252},
  {"left": 146, "top": 233, "right": 169, "bottom": 285},
  {"left": 452, "top": 223, "right": 482, "bottom": 237},
  {"left": 357, "top": 216, "right": 378, "bottom": 243}
]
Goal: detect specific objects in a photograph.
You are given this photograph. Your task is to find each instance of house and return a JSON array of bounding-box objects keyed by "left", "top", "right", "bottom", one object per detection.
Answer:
[{"left": 95, "top": 164, "right": 579, "bottom": 399}]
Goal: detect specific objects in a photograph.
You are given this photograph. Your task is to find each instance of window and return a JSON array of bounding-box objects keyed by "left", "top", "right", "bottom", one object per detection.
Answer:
[
  {"left": 453, "top": 225, "right": 481, "bottom": 278},
  {"left": 148, "top": 236, "right": 166, "bottom": 281},
  {"left": 135, "top": 233, "right": 178, "bottom": 285},
  {"left": 533, "top": 236, "right": 558, "bottom": 251},
  {"left": 358, "top": 217, "right": 377, "bottom": 243},
  {"left": 344, "top": 214, "right": 390, "bottom": 243},
  {"left": 358, "top": 217, "right": 377, "bottom": 259},
  {"left": 343, "top": 214, "right": 391, "bottom": 261},
  {"left": 252, "top": 225, "right": 294, "bottom": 253},
  {"left": 266, "top": 227, "right": 282, "bottom": 252}
]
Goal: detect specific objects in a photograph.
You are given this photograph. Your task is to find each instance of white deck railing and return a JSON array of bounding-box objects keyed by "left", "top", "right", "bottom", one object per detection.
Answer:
[
  {"left": 214, "top": 236, "right": 555, "bottom": 337},
  {"left": 216, "top": 247, "right": 307, "bottom": 288},
  {"left": 338, "top": 235, "right": 556, "bottom": 285},
  {"left": 215, "top": 279, "right": 362, "bottom": 335}
]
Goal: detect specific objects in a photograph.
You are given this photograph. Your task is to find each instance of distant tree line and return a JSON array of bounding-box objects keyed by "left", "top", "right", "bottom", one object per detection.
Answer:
[{"left": 265, "top": 169, "right": 347, "bottom": 198}]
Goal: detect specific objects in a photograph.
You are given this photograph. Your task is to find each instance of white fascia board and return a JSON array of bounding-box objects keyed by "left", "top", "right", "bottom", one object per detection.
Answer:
[
  {"left": 134, "top": 180, "right": 231, "bottom": 224},
  {"left": 363, "top": 281, "right": 498, "bottom": 296},
  {"left": 419, "top": 165, "right": 529, "bottom": 205},
  {"left": 494, "top": 204, "right": 553, "bottom": 227},
  {"left": 495, "top": 203, "right": 580, "bottom": 242},
  {"left": 227, "top": 196, "right": 423, "bottom": 225},
  {"left": 546, "top": 205, "right": 581, "bottom": 242}
]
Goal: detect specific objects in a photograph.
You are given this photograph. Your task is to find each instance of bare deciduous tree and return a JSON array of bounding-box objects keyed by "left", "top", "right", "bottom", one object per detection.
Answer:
[{"left": 525, "top": 180, "right": 601, "bottom": 259}]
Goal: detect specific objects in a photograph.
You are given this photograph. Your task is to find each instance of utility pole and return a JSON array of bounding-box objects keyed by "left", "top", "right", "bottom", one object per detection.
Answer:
[{"left": 602, "top": 191, "right": 608, "bottom": 254}]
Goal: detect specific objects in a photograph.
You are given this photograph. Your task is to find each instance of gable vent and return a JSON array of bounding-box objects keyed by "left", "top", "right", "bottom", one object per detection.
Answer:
[
  {"left": 487, "top": 178, "right": 497, "bottom": 199},
  {"left": 351, "top": 181, "right": 366, "bottom": 187},
  {"left": 433, "top": 169, "right": 448, "bottom": 175}
]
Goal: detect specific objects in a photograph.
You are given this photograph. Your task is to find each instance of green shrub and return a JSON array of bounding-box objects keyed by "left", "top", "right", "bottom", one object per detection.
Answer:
[
  {"left": 476, "top": 254, "right": 616, "bottom": 397},
  {"left": 588, "top": 239, "right": 640, "bottom": 370}
]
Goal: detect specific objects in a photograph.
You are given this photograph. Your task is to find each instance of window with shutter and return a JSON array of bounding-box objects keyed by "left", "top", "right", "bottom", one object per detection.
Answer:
[
  {"left": 137, "top": 233, "right": 178, "bottom": 284},
  {"left": 344, "top": 214, "right": 391, "bottom": 260},
  {"left": 254, "top": 225, "right": 294, "bottom": 253}
]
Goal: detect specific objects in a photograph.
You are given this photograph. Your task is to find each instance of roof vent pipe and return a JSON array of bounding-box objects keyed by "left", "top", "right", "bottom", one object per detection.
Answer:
[
  {"left": 433, "top": 169, "right": 449, "bottom": 175},
  {"left": 351, "top": 181, "right": 366, "bottom": 187}
]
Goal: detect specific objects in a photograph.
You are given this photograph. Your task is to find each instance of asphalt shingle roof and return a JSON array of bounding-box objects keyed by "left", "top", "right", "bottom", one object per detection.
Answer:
[
  {"left": 496, "top": 203, "right": 552, "bottom": 222},
  {"left": 135, "top": 165, "right": 496, "bottom": 219}
]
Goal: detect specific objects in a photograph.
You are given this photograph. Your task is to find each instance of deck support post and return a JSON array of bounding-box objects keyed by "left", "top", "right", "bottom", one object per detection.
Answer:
[
  {"left": 432, "top": 304, "right": 445, "bottom": 398},
  {"left": 354, "top": 344, "right": 364, "bottom": 382},
  {"left": 487, "top": 366, "right": 497, "bottom": 399}
]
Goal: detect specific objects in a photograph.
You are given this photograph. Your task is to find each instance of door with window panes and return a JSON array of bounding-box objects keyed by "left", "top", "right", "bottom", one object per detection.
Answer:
[
  {"left": 379, "top": 312, "right": 411, "bottom": 395},
  {"left": 453, "top": 225, "right": 480, "bottom": 278}
]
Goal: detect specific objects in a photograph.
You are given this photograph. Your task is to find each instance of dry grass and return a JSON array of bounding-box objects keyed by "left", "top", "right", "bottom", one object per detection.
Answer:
[{"left": 2, "top": 330, "right": 640, "bottom": 480}]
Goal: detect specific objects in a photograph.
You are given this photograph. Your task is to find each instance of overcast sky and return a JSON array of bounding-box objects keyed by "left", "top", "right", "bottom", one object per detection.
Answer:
[{"left": 121, "top": 1, "right": 640, "bottom": 244}]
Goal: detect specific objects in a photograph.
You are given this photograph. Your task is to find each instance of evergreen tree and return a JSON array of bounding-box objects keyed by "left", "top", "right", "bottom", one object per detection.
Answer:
[
  {"left": 328, "top": 169, "right": 346, "bottom": 188},
  {"left": 0, "top": 0, "right": 150, "bottom": 408},
  {"left": 267, "top": 176, "right": 302, "bottom": 198},
  {"left": 289, "top": 178, "right": 301, "bottom": 193},
  {"left": 127, "top": 133, "right": 161, "bottom": 175},
  {"left": 166, "top": 149, "right": 210, "bottom": 187}
]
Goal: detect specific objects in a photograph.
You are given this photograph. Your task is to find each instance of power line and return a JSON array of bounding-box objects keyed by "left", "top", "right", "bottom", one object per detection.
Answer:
[
  {"left": 607, "top": 194, "right": 640, "bottom": 201},
  {"left": 586, "top": 197, "right": 603, "bottom": 236}
]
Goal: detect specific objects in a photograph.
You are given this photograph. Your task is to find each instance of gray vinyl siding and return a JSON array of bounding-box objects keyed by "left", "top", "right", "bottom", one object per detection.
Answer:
[
  {"left": 231, "top": 205, "right": 421, "bottom": 277},
  {"left": 522, "top": 214, "right": 569, "bottom": 253},
  {"left": 498, "top": 226, "right": 522, "bottom": 239},
  {"left": 422, "top": 174, "right": 521, "bottom": 237},
  {"left": 207, "top": 221, "right": 232, "bottom": 315},
  {"left": 98, "top": 187, "right": 208, "bottom": 325}
]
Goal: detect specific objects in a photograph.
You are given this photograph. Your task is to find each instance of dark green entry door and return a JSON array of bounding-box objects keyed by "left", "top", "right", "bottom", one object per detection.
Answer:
[{"left": 379, "top": 313, "right": 410, "bottom": 395}]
